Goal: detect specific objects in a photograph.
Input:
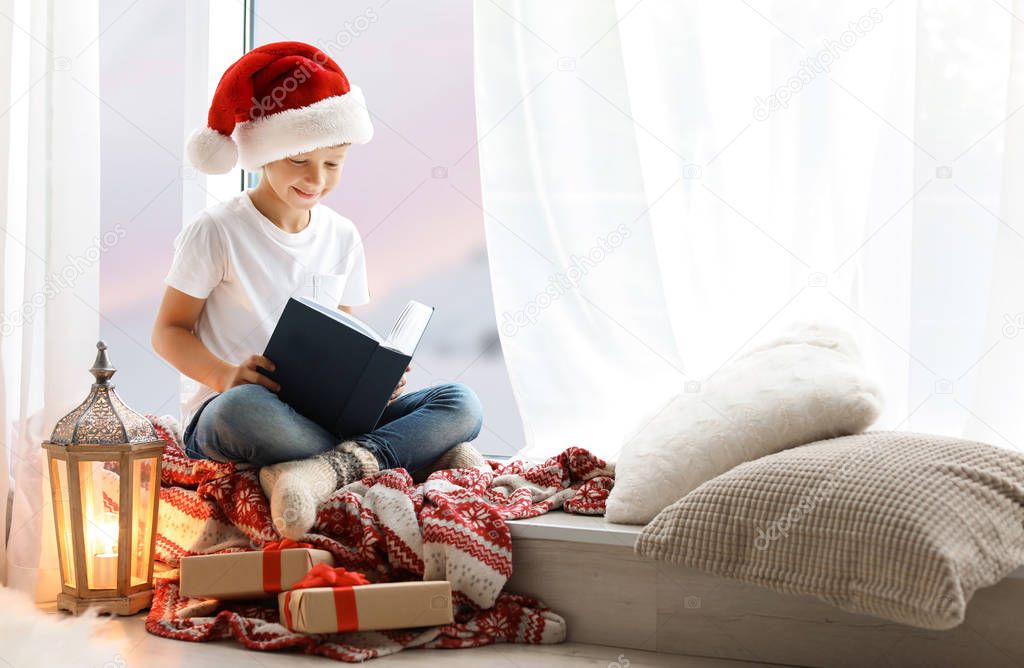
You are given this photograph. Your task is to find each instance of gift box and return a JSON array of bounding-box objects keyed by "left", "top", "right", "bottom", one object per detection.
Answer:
[
  {"left": 278, "top": 564, "right": 454, "bottom": 633},
  {"left": 180, "top": 539, "right": 335, "bottom": 600}
]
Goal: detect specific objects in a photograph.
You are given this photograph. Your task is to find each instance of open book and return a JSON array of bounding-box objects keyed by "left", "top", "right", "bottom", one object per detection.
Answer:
[{"left": 258, "top": 297, "right": 435, "bottom": 437}]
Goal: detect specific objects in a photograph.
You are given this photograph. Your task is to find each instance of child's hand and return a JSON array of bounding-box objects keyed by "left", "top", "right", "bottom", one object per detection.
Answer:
[
  {"left": 387, "top": 365, "right": 411, "bottom": 406},
  {"left": 219, "top": 354, "right": 281, "bottom": 393}
]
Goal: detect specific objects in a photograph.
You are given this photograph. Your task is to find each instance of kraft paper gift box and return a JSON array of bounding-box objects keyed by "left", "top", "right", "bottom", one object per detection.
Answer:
[
  {"left": 278, "top": 564, "right": 454, "bottom": 633},
  {"left": 180, "top": 540, "right": 335, "bottom": 600}
]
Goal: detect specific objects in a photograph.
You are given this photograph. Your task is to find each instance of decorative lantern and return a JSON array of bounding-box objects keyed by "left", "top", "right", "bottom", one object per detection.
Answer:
[{"left": 43, "top": 341, "right": 164, "bottom": 615}]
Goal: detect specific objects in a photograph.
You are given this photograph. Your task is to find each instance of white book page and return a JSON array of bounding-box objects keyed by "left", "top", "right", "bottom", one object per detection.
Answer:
[
  {"left": 385, "top": 300, "right": 434, "bottom": 356},
  {"left": 297, "top": 296, "right": 384, "bottom": 342}
]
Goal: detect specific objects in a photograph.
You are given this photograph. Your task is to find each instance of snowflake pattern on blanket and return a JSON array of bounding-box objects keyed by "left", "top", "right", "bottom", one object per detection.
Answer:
[{"left": 143, "top": 414, "right": 615, "bottom": 663}]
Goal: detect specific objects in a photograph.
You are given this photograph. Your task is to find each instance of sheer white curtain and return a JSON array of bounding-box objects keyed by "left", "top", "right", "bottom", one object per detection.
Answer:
[
  {"left": 0, "top": 0, "right": 101, "bottom": 601},
  {"left": 475, "top": 0, "right": 1024, "bottom": 461},
  {"left": 474, "top": 1, "right": 689, "bottom": 461}
]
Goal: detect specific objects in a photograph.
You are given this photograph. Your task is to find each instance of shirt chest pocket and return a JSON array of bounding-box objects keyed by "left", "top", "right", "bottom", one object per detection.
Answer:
[{"left": 294, "top": 272, "right": 349, "bottom": 308}]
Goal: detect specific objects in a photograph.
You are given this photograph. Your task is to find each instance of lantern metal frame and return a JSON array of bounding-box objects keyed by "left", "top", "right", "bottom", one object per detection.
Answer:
[{"left": 43, "top": 341, "right": 164, "bottom": 615}]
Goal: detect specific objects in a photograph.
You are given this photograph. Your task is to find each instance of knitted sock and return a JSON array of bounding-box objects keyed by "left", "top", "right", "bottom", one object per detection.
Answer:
[
  {"left": 412, "top": 442, "right": 486, "bottom": 483},
  {"left": 258, "top": 441, "right": 380, "bottom": 539}
]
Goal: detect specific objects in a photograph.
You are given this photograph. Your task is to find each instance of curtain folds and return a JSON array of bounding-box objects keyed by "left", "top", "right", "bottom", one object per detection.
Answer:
[
  {"left": 474, "top": 1, "right": 688, "bottom": 461},
  {"left": 475, "top": 0, "right": 1024, "bottom": 460},
  {"left": 1, "top": 0, "right": 101, "bottom": 602}
]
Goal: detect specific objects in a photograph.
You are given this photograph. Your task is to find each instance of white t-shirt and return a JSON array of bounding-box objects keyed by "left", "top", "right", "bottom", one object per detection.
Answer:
[{"left": 164, "top": 190, "right": 371, "bottom": 429}]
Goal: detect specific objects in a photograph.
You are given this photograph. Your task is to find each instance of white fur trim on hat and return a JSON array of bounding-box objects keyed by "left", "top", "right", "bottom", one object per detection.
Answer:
[
  {"left": 185, "top": 126, "right": 239, "bottom": 175},
  {"left": 232, "top": 86, "right": 373, "bottom": 171}
]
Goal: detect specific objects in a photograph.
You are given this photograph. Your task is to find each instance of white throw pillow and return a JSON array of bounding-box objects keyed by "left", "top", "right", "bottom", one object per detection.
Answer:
[{"left": 605, "top": 322, "right": 883, "bottom": 525}]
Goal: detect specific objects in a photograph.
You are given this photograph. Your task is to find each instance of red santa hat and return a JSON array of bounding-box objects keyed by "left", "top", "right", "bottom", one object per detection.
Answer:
[{"left": 185, "top": 41, "right": 373, "bottom": 174}]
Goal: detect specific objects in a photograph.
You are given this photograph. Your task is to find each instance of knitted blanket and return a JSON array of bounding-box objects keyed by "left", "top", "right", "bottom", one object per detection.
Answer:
[{"left": 142, "top": 415, "right": 614, "bottom": 662}]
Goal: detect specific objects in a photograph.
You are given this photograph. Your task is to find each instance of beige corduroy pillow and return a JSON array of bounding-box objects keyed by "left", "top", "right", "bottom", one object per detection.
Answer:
[{"left": 636, "top": 432, "right": 1024, "bottom": 630}]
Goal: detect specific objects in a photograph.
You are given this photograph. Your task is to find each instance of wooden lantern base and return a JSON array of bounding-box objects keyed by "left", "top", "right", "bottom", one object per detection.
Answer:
[{"left": 56, "top": 589, "right": 152, "bottom": 616}]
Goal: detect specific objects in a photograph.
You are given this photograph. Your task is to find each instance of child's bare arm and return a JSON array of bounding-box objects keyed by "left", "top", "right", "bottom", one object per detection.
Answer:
[{"left": 151, "top": 286, "right": 280, "bottom": 393}]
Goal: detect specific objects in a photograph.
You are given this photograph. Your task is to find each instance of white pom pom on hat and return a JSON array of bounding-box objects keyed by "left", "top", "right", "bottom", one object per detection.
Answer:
[
  {"left": 185, "top": 126, "right": 238, "bottom": 175},
  {"left": 184, "top": 41, "right": 373, "bottom": 175}
]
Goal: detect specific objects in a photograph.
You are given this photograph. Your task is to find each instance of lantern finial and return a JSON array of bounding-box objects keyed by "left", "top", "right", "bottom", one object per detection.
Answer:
[{"left": 90, "top": 340, "right": 115, "bottom": 386}]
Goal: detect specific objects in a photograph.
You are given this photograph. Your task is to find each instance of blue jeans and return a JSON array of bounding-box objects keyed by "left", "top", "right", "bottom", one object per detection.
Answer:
[{"left": 182, "top": 381, "right": 484, "bottom": 472}]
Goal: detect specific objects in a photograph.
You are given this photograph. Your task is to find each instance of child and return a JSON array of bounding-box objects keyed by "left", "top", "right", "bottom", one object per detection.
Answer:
[{"left": 152, "top": 41, "right": 484, "bottom": 539}]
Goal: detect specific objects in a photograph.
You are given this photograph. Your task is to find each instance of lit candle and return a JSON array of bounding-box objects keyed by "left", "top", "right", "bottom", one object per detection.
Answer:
[
  {"left": 92, "top": 552, "right": 117, "bottom": 589},
  {"left": 91, "top": 511, "right": 119, "bottom": 589}
]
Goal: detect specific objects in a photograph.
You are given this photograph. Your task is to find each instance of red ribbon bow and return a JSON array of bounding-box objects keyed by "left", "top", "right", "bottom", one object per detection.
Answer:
[
  {"left": 283, "top": 563, "right": 371, "bottom": 632},
  {"left": 291, "top": 562, "right": 370, "bottom": 589},
  {"left": 263, "top": 537, "right": 314, "bottom": 551}
]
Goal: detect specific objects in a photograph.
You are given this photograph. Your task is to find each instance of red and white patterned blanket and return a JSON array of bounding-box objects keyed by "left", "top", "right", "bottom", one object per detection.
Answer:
[{"left": 143, "top": 415, "right": 615, "bottom": 662}]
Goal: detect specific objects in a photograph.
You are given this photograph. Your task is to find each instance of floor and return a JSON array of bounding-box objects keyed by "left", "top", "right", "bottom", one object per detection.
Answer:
[
  {"left": 89, "top": 613, "right": 789, "bottom": 667},
  {"left": 60, "top": 514, "right": 803, "bottom": 667}
]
